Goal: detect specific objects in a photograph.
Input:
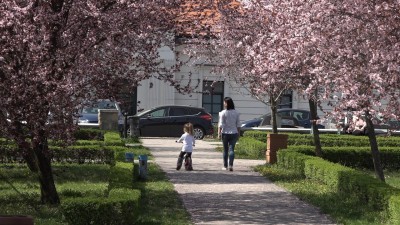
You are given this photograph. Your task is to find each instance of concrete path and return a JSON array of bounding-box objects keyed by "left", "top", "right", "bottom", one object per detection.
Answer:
[{"left": 140, "top": 137, "right": 337, "bottom": 225}]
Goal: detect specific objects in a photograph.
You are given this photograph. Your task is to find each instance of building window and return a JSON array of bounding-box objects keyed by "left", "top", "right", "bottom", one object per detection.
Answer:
[
  {"left": 278, "top": 90, "right": 292, "bottom": 109},
  {"left": 202, "top": 81, "right": 224, "bottom": 123}
]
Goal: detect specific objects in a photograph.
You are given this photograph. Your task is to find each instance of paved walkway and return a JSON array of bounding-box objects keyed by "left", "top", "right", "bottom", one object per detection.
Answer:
[{"left": 140, "top": 137, "right": 337, "bottom": 225}]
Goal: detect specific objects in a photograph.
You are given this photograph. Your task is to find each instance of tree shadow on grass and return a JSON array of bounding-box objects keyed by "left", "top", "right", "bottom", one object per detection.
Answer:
[{"left": 133, "top": 163, "right": 191, "bottom": 225}]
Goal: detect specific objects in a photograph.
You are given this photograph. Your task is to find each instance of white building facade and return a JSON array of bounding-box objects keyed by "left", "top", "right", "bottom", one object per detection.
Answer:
[{"left": 136, "top": 45, "right": 331, "bottom": 124}]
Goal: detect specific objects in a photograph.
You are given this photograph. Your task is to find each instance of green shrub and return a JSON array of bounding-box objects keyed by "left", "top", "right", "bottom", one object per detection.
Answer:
[
  {"left": 337, "top": 169, "right": 399, "bottom": 210},
  {"left": 236, "top": 137, "right": 266, "bottom": 159},
  {"left": 243, "top": 131, "right": 268, "bottom": 142},
  {"left": 50, "top": 145, "right": 115, "bottom": 165},
  {"left": 0, "top": 189, "right": 40, "bottom": 205},
  {"left": 0, "top": 138, "right": 15, "bottom": 145},
  {"left": 389, "top": 195, "right": 400, "bottom": 225},
  {"left": 58, "top": 186, "right": 107, "bottom": 199},
  {"left": 0, "top": 144, "right": 21, "bottom": 163},
  {"left": 243, "top": 131, "right": 400, "bottom": 147},
  {"left": 286, "top": 145, "right": 400, "bottom": 170},
  {"left": 105, "top": 145, "right": 150, "bottom": 163},
  {"left": 108, "top": 188, "right": 141, "bottom": 223},
  {"left": 104, "top": 132, "right": 125, "bottom": 146},
  {"left": 124, "top": 136, "right": 140, "bottom": 144},
  {"left": 108, "top": 162, "right": 135, "bottom": 190},
  {"left": 61, "top": 188, "right": 141, "bottom": 225},
  {"left": 74, "top": 128, "right": 103, "bottom": 140},
  {"left": 74, "top": 140, "right": 103, "bottom": 146},
  {"left": 278, "top": 150, "right": 400, "bottom": 212},
  {"left": 105, "top": 146, "right": 134, "bottom": 162},
  {"left": 277, "top": 149, "right": 314, "bottom": 175},
  {"left": 303, "top": 158, "right": 349, "bottom": 190}
]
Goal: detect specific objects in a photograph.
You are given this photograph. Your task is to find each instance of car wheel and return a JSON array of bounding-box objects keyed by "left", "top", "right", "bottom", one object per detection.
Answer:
[{"left": 193, "top": 126, "right": 205, "bottom": 140}]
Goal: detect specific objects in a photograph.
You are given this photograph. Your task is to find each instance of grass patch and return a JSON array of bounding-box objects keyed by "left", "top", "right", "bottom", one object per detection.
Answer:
[
  {"left": 133, "top": 162, "right": 192, "bottom": 224},
  {"left": 0, "top": 144, "right": 191, "bottom": 225},
  {"left": 0, "top": 164, "right": 110, "bottom": 225},
  {"left": 364, "top": 170, "right": 400, "bottom": 189},
  {"left": 255, "top": 164, "right": 388, "bottom": 225}
]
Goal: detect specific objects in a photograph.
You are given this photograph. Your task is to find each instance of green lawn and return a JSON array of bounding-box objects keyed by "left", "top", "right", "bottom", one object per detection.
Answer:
[
  {"left": 210, "top": 133, "right": 400, "bottom": 225},
  {"left": 255, "top": 164, "right": 399, "bottom": 225},
  {"left": 0, "top": 148, "right": 192, "bottom": 225},
  {"left": 133, "top": 163, "right": 192, "bottom": 225},
  {"left": 0, "top": 164, "right": 109, "bottom": 225}
]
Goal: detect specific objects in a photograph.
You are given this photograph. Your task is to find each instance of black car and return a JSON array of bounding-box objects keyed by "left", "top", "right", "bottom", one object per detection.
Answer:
[
  {"left": 241, "top": 109, "right": 325, "bottom": 129},
  {"left": 130, "top": 105, "right": 214, "bottom": 139}
]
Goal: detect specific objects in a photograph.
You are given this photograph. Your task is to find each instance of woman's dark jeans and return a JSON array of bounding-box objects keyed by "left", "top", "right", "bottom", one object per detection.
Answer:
[{"left": 222, "top": 133, "right": 238, "bottom": 168}]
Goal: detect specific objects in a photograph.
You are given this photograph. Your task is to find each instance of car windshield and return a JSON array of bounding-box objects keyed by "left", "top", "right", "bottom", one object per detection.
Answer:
[
  {"left": 136, "top": 109, "right": 152, "bottom": 117},
  {"left": 82, "top": 100, "right": 116, "bottom": 114},
  {"left": 82, "top": 107, "right": 99, "bottom": 114}
]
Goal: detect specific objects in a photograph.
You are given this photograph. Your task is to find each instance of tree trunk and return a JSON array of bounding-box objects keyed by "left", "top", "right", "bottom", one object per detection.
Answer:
[
  {"left": 21, "top": 144, "right": 39, "bottom": 173},
  {"left": 365, "top": 114, "right": 385, "bottom": 182},
  {"left": 308, "top": 96, "right": 323, "bottom": 157},
  {"left": 270, "top": 95, "right": 278, "bottom": 134},
  {"left": 13, "top": 122, "right": 39, "bottom": 172},
  {"left": 32, "top": 132, "right": 60, "bottom": 205}
]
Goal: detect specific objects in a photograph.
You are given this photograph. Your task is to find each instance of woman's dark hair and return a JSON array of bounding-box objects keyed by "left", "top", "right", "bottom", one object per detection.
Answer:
[{"left": 224, "top": 97, "right": 235, "bottom": 110}]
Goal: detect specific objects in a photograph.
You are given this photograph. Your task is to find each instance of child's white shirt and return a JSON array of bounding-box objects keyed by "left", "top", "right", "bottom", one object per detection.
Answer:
[{"left": 176, "top": 132, "right": 195, "bottom": 152}]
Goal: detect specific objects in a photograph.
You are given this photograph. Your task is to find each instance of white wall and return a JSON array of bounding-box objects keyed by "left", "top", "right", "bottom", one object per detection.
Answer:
[
  {"left": 136, "top": 44, "right": 335, "bottom": 122},
  {"left": 136, "top": 46, "right": 176, "bottom": 111},
  {"left": 173, "top": 64, "right": 269, "bottom": 122},
  {"left": 224, "top": 78, "right": 269, "bottom": 122}
]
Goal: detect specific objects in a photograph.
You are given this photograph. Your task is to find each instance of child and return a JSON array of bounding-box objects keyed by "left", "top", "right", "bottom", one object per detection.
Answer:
[{"left": 175, "top": 123, "right": 195, "bottom": 171}]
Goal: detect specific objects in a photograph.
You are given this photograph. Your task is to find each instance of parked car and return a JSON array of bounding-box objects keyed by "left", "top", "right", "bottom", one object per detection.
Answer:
[
  {"left": 78, "top": 99, "right": 119, "bottom": 124},
  {"left": 129, "top": 105, "right": 214, "bottom": 140},
  {"left": 241, "top": 109, "right": 325, "bottom": 129}
]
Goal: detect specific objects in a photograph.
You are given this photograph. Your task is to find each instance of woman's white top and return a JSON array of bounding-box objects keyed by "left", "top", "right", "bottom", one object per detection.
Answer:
[
  {"left": 218, "top": 109, "right": 240, "bottom": 134},
  {"left": 176, "top": 132, "right": 195, "bottom": 152}
]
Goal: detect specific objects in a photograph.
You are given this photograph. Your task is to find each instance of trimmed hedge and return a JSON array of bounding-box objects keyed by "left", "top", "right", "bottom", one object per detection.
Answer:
[
  {"left": 74, "top": 140, "right": 103, "bottom": 146},
  {"left": 0, "top": 144, "right": 21, "bottom": 163},
  {"left": 276, "top": 150, "right": 312, "bottom": 176},
  {"left": 61, "top": 160, "right": 140, "bottom": 225},
  {"left": 286, "top": 145, "right": 400, "bottom": 170},
  {"left": 0, "top": 131, "right": 118, "bottom": 164},
  {"left": 108, "top": 188, "right": 141, "bottom": 223},
  {"left": 0, "top": 145, "right": 115, "bottom": 165},
  {"left": 105, "top": 145, "right": 150, "bottom": 163},
  {"left": 74, "top": 128, "right": 104, "bottom": 140},
  {"left": 108, "top": 162, "right": 136, "bottom": 190},
  {"left": 61, "top": 188, "right": 141, "bottom": 225},
  {"left": 389, "top": 195, "right": 400, "bottom": 224},
  {"left": 104, "top": 132, "right": 125, "bottom": 146},
  {"left": 243, "top": 131, "right": 400, "bottom": 147},
  {"left": 50, "top": 145, "right": 114, "bottom": 165},
  {"left": 277, "top": 150, "right": 400, "bottom": 215},
  {"left": 236, "top": 137, "right": 266, "bottom": 159}
]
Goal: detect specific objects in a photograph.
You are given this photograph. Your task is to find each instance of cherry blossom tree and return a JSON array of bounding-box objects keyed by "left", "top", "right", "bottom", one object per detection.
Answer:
[
  {"left": 245, "top": 0, "right": 329, "bottom": 156},
  {"left": 237, "top": 0, "right": 400, "bottom": 180},
  {"left": 254, "top": 0, "right": 400, "bottom": 181},
  {"left": 185, "top": 0, "right": 299, "bottom": 134},
  {"left": 0, "top": 0, "right": 184, "bottom": 204},
  {"left": 188, "top": 1, "right": 322, "bottom": 160},
  {"left": 309, "top": 0, "right": 400, "bottom": 182},
  {"left": 190, "top": 0, "right": 400, "bottom": 170}
]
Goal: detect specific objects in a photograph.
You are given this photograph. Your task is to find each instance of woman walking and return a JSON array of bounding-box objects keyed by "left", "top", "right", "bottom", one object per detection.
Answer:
[{"left": 218, "top": 97, "right": 240, "bottom": 171}]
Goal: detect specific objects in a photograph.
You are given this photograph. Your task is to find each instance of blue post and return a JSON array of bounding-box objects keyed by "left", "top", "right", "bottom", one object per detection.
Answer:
[
  {"left": 125, "top": 152, "right": 134, "bottom": 162},
  {"left": 138, "top": 155, "right": 148, "bottom": 180}
]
